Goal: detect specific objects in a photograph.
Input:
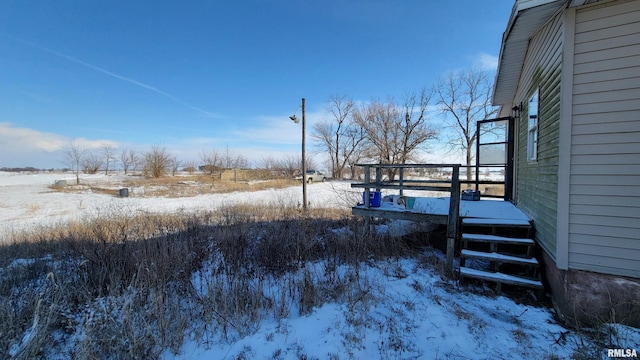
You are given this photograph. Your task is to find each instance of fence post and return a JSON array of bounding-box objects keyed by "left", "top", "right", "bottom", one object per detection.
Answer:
[
  {"left": 363, "top": 165, "right": 372, "bottom": 234},
  {"left": 399, "top": 167, "right": 404, "bottom": 196},
  {"left": 375, "top": 165, "right": 382, "bottom": 192},
  {"left": 364, "top": 165, "right": 371, "bottom": 208},
  {"left": 446, "top": 165, "right": 461, "bottom": 278}
]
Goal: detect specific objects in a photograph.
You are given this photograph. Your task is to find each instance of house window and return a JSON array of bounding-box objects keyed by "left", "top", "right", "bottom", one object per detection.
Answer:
[{"left": 528, "top": 89, "right": 539, "bottom": 161}]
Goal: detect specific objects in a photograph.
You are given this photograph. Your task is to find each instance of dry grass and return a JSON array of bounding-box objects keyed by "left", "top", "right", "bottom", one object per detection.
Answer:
[
  {"left": 50, "top": 175, "right": 300, "bottom": 198},
  {"left": 0, "top": 202, "right": 415, "bottom": 359}
]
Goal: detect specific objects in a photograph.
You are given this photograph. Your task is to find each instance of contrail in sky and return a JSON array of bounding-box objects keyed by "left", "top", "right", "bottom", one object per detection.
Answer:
[{"left": 2, "top": 33, "right": 218, "bottom": 118}]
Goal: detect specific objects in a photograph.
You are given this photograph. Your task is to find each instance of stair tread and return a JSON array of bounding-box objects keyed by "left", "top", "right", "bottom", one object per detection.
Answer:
[
  {"left": 462, "top": 218, "right": 531, "bottom": 227},
  {"left": 462, "top": 233, "right": 535, "bottom": 245},
  {"left": 460, "top": 267, "right": 543, "bottom": 288},
  {"left": 461, "top": 249, "right": 538, "bottom": 265}
]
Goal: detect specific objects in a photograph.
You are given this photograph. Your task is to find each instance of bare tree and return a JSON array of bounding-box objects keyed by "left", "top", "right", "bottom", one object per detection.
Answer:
[
  {"left": 260, "top": 156, "right": 284, "bottom": 178},
  {"left": 353, "top": 98, "right": 397, "bottom": 172},
  {"left": 222, "top": 146, "right": 248, "bottom": 169},
  {"left": 200, "top": 149, "right": 221, "bottom": 175},
  {"left": 312, "top": 95, "right": 366, "bottom": 179},
  {"left": 237, "top": 155, "right": 249, "bottom": 169},
  {"left": 143, "top": 145, "right": 171, "bottom": 178},
  {"left": 353, "top": 91, "right": 437, "bottom": 179},
  {"left": 64, "top": 140, "right": 88, "bottom": 185},
  {"left": 347, "top": 138, "right": 368, "bottom": 180},
  {"left": 260, "top": 156, "right": 278, "bottom": 171},
  {"left": 436, "top": 67, "right": 498, "bottom": 180},
  {"left": 257, "top": 154, "right": 316, "bottom": 179},
  {"left": 102, "top": 144, "right": 116, "bottom": 175},
  {"left": 168, "top": 155, "right": 182, "bottom": 176},
  {"left": 222, "top": 146, "right": 233, "bottom": 169},
  {"left": 120, "top": 149, "right": 138, "bottom": 175},
  {"left": 400, "top": 88, "right": 439, "bottom": 161},
  {"left": 304, "top": 154, "right": 317, "bottom": 174},
  {"left": 83, "top": 152, "right": 103, "bottom": 174},
  {"left": 281, "top": 155, "right": 301, "bottom": 178},
  {"left": 183, "top": 160, "right": 197, "bottom": 174}
]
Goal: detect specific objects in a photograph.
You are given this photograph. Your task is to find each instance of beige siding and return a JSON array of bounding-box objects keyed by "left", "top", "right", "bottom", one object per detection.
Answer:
[
  {"left": 513, "top": 11, "right": 564, "bottom": 258},
  {"left": 569, "top": 0, "right": 640, "bottom": 278}
]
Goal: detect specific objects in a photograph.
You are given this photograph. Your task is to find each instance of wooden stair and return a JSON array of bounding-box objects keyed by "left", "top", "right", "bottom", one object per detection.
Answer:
[{"left": 458, "top": 217, "right": 544, "bottom": 295}]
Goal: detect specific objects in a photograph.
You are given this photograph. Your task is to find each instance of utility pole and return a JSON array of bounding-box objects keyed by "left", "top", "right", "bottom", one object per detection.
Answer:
[{"left": 302, "top": 98, "right": 307, "bottom": 211}]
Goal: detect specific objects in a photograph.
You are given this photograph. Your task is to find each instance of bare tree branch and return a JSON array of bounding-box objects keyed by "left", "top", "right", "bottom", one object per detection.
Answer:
[
  {"left": 120, "top": 149, "right": 138, "bottom": 175},
  {"left": 200, "top": 149, "right": 221, "bottom": 175},
  {"left": 101, "top": 144, "right": 116, "bottom": 175},
  {"left": 353, "top": 92, "right": 438, "bottom": 179},
  {"left": 64, "top": 140, "right": 88, "bottom": 185},
  {"left": 311, "top": 95, "right": 364, "bottom": 179},
  {"left": 143, "top": 145, "right": 171, "bottom": 178},
  {"left": 436, "top": 67, "right": 498, "bottom": 180},
  {"left": 82, "top": 152, "right": 103, "bottom": 175}
]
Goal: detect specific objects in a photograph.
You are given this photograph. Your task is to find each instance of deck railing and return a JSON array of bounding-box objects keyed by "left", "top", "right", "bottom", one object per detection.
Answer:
[{"left": 350, "top": 163, "right": 461, "bottom": 276}]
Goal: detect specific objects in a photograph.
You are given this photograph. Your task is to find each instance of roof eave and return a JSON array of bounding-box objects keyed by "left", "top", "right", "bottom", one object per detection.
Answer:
[{"left": 492, "top": 0, "right": 566, "bottom": 107}]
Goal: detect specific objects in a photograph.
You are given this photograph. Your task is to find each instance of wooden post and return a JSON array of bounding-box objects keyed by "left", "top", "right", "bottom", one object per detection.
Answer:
[
  {"left": 446, "top": 165, "right": 461, "bottom": 278},
  {"left": 373, "top": 165, "right": 382, "bottom": 233},
  {"left": 399, "top": 167, "right": 404, "bottom": 196},
  {"left": 369, "top": 164, "right": 382, "bottom": 233},
  {"left": 363, "top": 165, "right": 371, "bottom": 208}
]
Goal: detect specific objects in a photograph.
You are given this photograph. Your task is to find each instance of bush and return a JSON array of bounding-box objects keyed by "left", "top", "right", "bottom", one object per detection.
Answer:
[{"left": 142, "top": 145, "right": 171, "bottom": 178}]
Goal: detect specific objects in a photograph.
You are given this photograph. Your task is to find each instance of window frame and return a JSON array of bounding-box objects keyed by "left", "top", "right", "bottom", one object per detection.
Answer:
[{"left": 527, "top": 88, "right": 539, "bottom": 162}]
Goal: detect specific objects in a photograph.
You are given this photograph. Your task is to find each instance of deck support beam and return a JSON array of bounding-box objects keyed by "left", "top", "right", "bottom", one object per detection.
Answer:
[{"left": 446, "top": 165, "right": 460, "bottom": 277}]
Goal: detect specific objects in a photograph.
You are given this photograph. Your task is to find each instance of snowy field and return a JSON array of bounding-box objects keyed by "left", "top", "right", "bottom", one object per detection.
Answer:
[
  {"left": 0, "top": 171, "right": 355, "bottom": 236},
  {"left": 1, "top": 171, "right": 638, "bottom": 359}
]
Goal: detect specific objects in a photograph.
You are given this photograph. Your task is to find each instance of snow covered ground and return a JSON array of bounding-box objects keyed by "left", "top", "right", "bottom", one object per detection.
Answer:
[
  {"left": 0, "top": 171, "right": 357, "bottom": 236},
  {"left": 1, "top": 171, "right": 638, "bottom": 359},
  {"left": 170, "top": 256, "right": 640, "bottom": 360}
]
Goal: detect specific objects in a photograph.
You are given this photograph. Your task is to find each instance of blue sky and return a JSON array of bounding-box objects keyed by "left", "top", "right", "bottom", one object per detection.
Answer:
[{"left": 0, "top": 1, "right": 513, "bottom": 169}]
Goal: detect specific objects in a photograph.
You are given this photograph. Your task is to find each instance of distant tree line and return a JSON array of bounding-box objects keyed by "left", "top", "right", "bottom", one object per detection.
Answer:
[
  {"left": 61, "top": 142, "right": 319, "bottom": 181},
  {"left": 0, "top": 166, "right": 40, "bottom": 172},
  {"left": 0, "top": 167, "right": 46, "bottom": 172}
]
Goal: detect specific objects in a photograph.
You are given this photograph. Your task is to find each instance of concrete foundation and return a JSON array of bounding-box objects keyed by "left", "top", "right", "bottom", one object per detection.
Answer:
[{"left": 540, "top": 251, "right": 640, "bottom": 328}]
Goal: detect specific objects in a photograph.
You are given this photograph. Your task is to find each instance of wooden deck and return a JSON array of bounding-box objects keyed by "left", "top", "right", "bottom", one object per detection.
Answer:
[
  {"left": 351, "top": 206, "right": 448, "bottom": 224},
  {"left": 350, "top": 163, "right": 530, "bottom": 278},
  {"left": 352, "top": 197, "right": 530, "bottom": 223}
]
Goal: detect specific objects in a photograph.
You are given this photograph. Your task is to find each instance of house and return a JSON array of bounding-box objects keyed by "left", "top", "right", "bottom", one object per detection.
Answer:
[{"left": 492, "top": 0, "right": 640, "bottom": 326}]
